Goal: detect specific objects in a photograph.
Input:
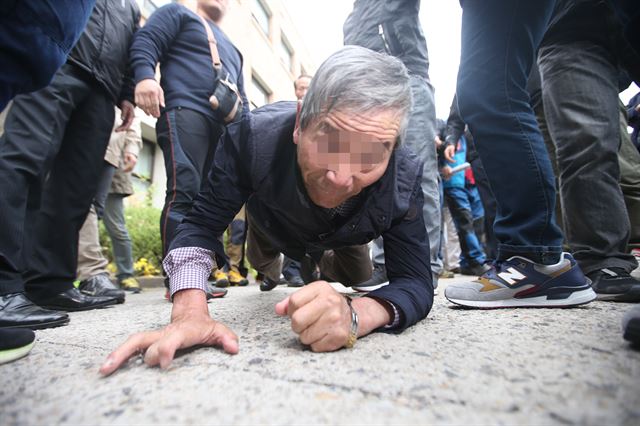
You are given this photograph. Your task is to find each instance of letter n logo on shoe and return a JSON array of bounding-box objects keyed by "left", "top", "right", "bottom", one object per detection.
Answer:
[{"left": 498, "top": 267, "right": 526, "bottom": 286}]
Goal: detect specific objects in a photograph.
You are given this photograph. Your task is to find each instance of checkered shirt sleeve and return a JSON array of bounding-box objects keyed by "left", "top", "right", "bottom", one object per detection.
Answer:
[
  {"left": 384, "top": 301, "right": 401, "bottom": 329},
  {"left": 163, "top": 247, "right": 215, "bottom": 298}
]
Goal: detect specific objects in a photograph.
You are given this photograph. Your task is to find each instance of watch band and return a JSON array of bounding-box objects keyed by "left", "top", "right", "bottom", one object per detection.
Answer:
[{"left": 344, "top": 295, "right": 358, "bottom": 349}]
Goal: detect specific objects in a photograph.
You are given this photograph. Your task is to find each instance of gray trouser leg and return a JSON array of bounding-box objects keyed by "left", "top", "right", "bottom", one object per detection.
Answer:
[
  {"left": 539, "top": 42, "right": 635, "bottom": 274},
  {"left": 618, "top": 105, "right": 640, "bottom": 251}
]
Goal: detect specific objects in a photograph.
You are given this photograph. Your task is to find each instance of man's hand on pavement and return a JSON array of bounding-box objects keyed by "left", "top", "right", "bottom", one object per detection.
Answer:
[
  {"left": 135, "top": 78, "right": 165, "bottom": 118},
  {"left": 275, "top": 281, "right": 353, "bottom": 352},
  {"left": 99, "top": 290, "right": 238, "bottom": 376}
]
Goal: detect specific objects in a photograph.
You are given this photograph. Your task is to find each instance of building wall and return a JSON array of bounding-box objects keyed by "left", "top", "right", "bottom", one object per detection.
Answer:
[{"left": 131, "top": 0, "right": 315, "bottom": 208}]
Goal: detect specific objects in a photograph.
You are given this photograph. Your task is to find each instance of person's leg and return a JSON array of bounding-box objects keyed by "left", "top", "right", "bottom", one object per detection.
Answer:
[
  {"left": 445, "top": 187, "right": 486, "bottom": 273},
  {"left": 245, "top": 219, "right": 282, "bottom": 291},
  {"left": 0, "top": 65, "right": 80, "bottom": 297},
  {"left": 76, "top": 162, "right": 116, "bottom": 282},
  {"left": 618, "top": 104, "right": 640, "bottom": 251},
  {"left": 24, "top": 85, "right": 116, "bottom": 300},
  {"left": 156, "top": 108, "right": 224, "bottom": 257},
  {"left": 103, "top": 194, "right": 135, "bottom": 281},
  {"left": 443, "top": 207, "right": 461, "bottom": 272},
  {"left": 539, "top": 42, "right": 635, "bottom": 274},
  {"left": 76, "top": 205, "right": 108, "bottom": 282},
  {"left": 469, "top": 157, "right": 498, "bottom": 261},
  {"left": 457, "top": 0, "right": 563, "bottom": 263},
  {"left": 404, "top": 75, "right": 442, "bottom": 286},
  {"left": 319, "top": 245, "right": 372, "bottom": 287},
  {"left": 226, "top": 206, "right": 249, "bottom": 286},
  {"left": 446, "top": 0, "right": 595, "bottom": 308}
]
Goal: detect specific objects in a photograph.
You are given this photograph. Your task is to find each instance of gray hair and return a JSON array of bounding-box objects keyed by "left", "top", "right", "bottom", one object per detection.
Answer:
[{"left": 299, "top": 46, "right": 412, "bottom": 143}]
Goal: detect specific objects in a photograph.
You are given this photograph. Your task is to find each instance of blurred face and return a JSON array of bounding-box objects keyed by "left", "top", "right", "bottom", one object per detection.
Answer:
[
  {"left": 294, "top": 77, "right": 311, "bottom": 100},
  {"left": 294, "top": 108, "right": 402, "bottom": 208},
  {"left": 197, "top": 0, "right": 228, "bottom": 23}
]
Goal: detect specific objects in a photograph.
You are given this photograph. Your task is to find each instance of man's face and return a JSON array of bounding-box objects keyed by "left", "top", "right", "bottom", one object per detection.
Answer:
[
  {"left": 295, "top": 108, "right": 402, "bottom": 209},
  {"left": 198, "top": 0, "right": 228, "bottom": 22},
  {"left": 294, "top": 77, "right": 311, "bottom": 100}
]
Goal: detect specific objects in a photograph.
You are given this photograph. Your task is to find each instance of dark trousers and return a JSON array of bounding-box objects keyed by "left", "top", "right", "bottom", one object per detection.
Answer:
[
  {"left": 0, "top": 63, "right": 114, "bottom": 297},
  {"left": 457, "top": 0, "right": 564, "bottom": 264},
  {"left": 539, "top": 37, "right": 636, "bottom": 274},
  {"left": 156, "top": 107, "right": 224, "bottom": 256}
]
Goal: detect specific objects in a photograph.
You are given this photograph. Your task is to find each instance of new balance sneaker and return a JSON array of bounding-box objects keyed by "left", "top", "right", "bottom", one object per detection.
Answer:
[
  {"left": 353, "top": 264, "right": 389, "bottom": 292},
  {"left": 0, "top": 328, "right": 35, "bottom": 365},
  {"left": 213, "top": 270, "right": 230, "bottom": 288},
  {"left": 228, "top": 268, "right": 249, "bottom": 287},
  {"left": 622, "top": 305, "right": 640, "bottom": 347},
  {"left": 586, "top": 267, "right": 640, "bottom": 302},
  {"left": 444, "top": 253, "right": 596, "bottom": 308},
  {"left": 119, "top": 277, "right": 141, "bottom": 293}
]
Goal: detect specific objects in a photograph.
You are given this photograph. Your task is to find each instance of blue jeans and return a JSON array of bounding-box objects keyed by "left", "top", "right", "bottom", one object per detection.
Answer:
[
  {"left": 104, "top": 194, "right": 135, "bottom": 280},
  {"left": 444, "top": 186, "right": 486, "bottom": 268},
  {"left": 457, "top": 0, "right": 563, "bottom": 264}
]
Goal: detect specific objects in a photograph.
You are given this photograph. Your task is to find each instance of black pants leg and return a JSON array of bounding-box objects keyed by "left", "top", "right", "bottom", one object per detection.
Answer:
[
  {"left": 0, "top": 65, "right": 89, "bottom": 296},
  {"left": 23, "top": 78, "right": 114, "bottom": 298},
  {"left": 156, "top": 108, "right": 224, "bottom": 256}
]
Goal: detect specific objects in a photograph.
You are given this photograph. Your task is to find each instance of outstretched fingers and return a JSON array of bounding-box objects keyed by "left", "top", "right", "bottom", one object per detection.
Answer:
[{"left": 99, "top": 330, "right": 164, "bottom": 376}]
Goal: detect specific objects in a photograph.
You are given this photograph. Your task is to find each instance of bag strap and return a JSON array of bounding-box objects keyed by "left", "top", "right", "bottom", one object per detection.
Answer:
[{"left": 197, "top": 14, "right": 222, "bottom": 71}]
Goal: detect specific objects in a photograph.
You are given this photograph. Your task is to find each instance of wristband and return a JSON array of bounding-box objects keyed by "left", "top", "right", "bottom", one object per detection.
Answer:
[{"left": 344, "top": 295, "right": 358, "bottom": 349}]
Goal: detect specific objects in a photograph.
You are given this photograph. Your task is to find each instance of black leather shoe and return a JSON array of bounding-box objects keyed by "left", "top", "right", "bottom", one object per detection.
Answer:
[
  {"left": 29, "top": 287, "right": 118, "bottom": 312},
  {"left": 259, "top": 277, "right": 279, "bottom": 292},
  {"left": 0, "top": 292, "right": 69, "bottom": 329},
  {"left": 79, "top": 273, "right": 125, "bottom": 304},
  {"left": 286, "top": 275, "right": 305, "bottom": 288}
]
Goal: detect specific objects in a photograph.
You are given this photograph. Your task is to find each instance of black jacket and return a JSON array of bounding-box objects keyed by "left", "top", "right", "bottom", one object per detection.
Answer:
[
  {"left": 67, "top": 0, "right": 139, "bottom": 103},
  {"left": 343, "top": 0, "right": 430, "bottom": 81},
  {"left": 171, "top": 102, "right": 434, "bottom": 331}
]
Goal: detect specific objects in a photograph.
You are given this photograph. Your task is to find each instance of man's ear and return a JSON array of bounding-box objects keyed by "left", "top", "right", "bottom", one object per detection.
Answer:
[{"left": 293, "top": 100, "right": 302, "bottom": 145}]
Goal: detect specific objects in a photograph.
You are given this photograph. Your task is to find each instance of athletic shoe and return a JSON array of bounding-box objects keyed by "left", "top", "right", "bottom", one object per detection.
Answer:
[
  {"left": 630, "top": 248, "right": 640, "bottom": 280},
  {"left": 0, "top": 328, "right": 35, "bottom": 365},
  {"left": 622, "top": 305, "right": 640, "bottom": 347},
  {"left": 228, "top": 268, "right": 249, "bottom": 287},
  {"left": 213, "top": 270, "right": 230, "bottom": 288},
  {"left": 78, "top": 274, "right": 125, "bottom": 304},
  {"left": 353, "top": 264, "right": 389, "bottom": 292},
  {"left": 587, "top": 268, "right": 640, "bottom": 302},
  {"left": 119, "top": 277, "right": 141, "bottom": 293},
  {"left": 444, "top": 253, "right": 596, "bottom": 308}
]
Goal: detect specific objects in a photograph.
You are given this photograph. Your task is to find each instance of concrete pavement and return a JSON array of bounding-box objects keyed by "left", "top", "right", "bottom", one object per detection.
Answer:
[{"left": 1, "top": 275, "right": 639, "bottom": 425}]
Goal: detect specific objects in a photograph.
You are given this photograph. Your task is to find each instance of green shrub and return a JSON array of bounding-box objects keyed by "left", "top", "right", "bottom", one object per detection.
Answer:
[{"left": 99, "top": 204, "right": 163, "bottom": 276}]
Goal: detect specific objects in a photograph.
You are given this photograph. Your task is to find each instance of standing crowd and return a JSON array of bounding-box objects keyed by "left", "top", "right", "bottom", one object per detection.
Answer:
[{"left": 0, "top": 0, "right": 639, "bottom": 370}]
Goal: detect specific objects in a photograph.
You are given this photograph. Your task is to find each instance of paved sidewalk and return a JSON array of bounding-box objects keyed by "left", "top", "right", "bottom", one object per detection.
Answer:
[{"left": 1, "top": 276, "right": 639, "bottom": 425}]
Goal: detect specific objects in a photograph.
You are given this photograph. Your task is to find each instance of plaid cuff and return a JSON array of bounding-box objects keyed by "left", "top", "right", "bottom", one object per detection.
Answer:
[{"left": 163, "top": 247, "right": 215, "bottom": 298}]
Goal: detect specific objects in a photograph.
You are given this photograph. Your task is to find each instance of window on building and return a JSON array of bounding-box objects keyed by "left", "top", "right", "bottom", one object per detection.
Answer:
[
  {"left": 249, "top": 74, "right": 271, "bottom": 109},
  {"left": 279, "top": 34, "right": 294, "bottom": 73},
  {"left": 251, "top": 0, "right": 271, "bottom": 37},
  {"left": 131, "top": 139, "right": 155, "bottom": 193},
  {"left": 143, "top": 0, "right": 173, "bottom": 17}
]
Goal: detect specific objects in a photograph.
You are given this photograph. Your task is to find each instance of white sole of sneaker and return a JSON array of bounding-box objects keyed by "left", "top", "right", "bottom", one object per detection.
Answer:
[
  {"left": 446, "top": 288, "right": 597, "bottom": 308},
  {"left": 352, "top": 281, "right": 389, "bottom": 292},
  {"left": 0, "top": 340, "right": 35, "bottom": 365}
]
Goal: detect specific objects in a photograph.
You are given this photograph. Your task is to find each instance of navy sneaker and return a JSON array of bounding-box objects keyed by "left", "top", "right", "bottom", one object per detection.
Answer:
[{"left": 444, "top": 253, "right": 596, "bottom": 308}]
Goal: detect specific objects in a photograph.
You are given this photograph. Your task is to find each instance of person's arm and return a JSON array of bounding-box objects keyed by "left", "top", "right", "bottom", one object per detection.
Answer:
[
  {"left": 444, "top": 94, "right": 465, "bottom": 158},
  {"left": 367, "top": 178, "right": 434, "bottom": 331},
  {"left": 129, "top": 4, "right": 183, "bottom": 117},
  {"left": 99, "top": 120, "right": 253, "bottom": 375}
]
